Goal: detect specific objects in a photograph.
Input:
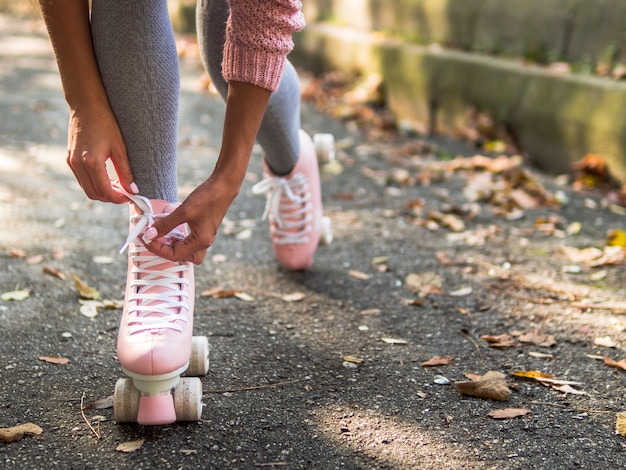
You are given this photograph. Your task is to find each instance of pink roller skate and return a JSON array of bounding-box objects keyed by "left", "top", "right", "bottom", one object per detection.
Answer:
[
  {"left": 112, "top": 184, "right": 209, "bottom": 425},
  {"left": 252, "top": 130, "right": 334, "bottom": 270}
]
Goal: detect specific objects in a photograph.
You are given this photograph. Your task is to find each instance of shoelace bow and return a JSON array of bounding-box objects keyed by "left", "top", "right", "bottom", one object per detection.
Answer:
[
  {"left": 252, "top": 172, "right": 313, "bottom": 244},
  {"left": 113, "top": 182, "right": 190, "bottom": 335}
]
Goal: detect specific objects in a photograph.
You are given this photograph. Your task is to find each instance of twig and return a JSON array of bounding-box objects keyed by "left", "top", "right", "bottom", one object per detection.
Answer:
[
  {"left": 205, "top": 378, "right": 303, "bottom": 394},
  {"left": 80, "top": 392, "right": 101, "bottom": 439},
  {"left": 458, "top": 330, "right": 483, "bottom": 360},
  {"left": 526, "top": 401, "right": 614, "bottom": 414}
]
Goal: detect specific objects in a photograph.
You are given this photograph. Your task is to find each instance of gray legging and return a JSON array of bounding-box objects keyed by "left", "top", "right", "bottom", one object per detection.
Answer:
[{"left": 91, "top": 0, "right": 300, "bottom": 203}]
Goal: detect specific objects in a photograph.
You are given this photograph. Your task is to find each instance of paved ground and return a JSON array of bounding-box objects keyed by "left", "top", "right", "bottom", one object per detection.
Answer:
[{"left": 1, "top": 14, "right": 626, "bottom": 470}]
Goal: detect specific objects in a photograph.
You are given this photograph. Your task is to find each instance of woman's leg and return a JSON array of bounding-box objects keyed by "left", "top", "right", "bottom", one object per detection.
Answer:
[
  {"left": 196, "top": 0, "right": 301, "bottom": 176},
  {"left": 91, "top": 0, "right": 180, "bottom": 202}
]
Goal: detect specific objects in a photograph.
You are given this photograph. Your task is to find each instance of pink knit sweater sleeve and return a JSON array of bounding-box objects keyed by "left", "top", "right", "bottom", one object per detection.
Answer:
[{"left": 223, "top": 0, "right": 305, "bottom": 92}]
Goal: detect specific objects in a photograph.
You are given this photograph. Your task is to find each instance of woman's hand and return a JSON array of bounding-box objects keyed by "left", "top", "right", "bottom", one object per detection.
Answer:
[
  {"left": 67, "top": 106, "right": 136, "bottom": 204},
  {"left": 142, "top": 173, "right": 242, "bottom": 264}
]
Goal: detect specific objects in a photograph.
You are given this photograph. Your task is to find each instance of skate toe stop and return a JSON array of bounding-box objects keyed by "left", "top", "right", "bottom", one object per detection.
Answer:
[{"left": 137, "top": 394, "right": 176, "bottom": 425}]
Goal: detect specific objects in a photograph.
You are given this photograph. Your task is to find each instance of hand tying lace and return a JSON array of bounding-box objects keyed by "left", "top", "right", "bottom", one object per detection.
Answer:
[{"left": 252, "top": 172, "right": 313, "bottom": 244}]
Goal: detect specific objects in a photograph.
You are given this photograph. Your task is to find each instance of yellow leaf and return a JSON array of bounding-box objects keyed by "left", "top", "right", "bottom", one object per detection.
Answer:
[
  {"left": 72, "top": 274, "right": 100, "bottom": 300},
  {"left": 1, "top": 289, "right": 30, "bottom": 301},
  {"left": 342, "top": 355, "right": 364, "bottom": 364},
  {"left": 511, "top": 370, "right": 555, "bottom": 380},
  {"left": 607, "top": 229, "right": 626, "bottom": 247}
]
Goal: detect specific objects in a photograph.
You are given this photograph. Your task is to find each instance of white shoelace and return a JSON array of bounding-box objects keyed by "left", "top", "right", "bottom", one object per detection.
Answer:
[
  {"left": 252, "top": 172, "right": 313, "bottom": 244},
  {"left": 113, "top": 182, "right": 190, "bottom": 335}
]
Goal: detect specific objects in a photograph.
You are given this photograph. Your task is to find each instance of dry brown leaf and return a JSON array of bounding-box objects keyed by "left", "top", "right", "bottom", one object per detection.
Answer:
[
  {"left": 421, "top": 355, "right": 456, "bottom": 367},
  {"left": 488, "top": 408, "right": 531, "bottom": 419},
  {"left": 604, "top": 356, "right": 626, "bottom": 371},
  {"left": 26, "top": 255, "right": 44, "bottom": 265},
  {"left": 518, "top": 329, "right": 556, "bottom": 347},
  {"left": 72, "top": 274, "right": 100, "bottom": 300},
  {"left": 0, "top": 423, "right": 43, "bottom": 443},
  {"left": 8, "top": 248, "right": 26, "bottom": 258},
  {"left": 481, "top": 333, "right": 516, "bottom": 348},
  {"left": 455, "top": 371, "right": 511, "bottom": 401},
  {"left": 43, "top": 265, "right": 66, "bottom": 280},
  {"left": 200, "top": 287, "right": 241, "bottom": 298},
  {"left": 39, "top": 355, "right": 70, "bottom": 365},
  {"left": 116, "top": 438, "right": 145, "bottom": 453}
]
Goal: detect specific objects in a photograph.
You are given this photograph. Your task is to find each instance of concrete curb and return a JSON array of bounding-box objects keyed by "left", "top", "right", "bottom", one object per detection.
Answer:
[{"left": 292, "top": 23, "right": 626, "bottom": 183}]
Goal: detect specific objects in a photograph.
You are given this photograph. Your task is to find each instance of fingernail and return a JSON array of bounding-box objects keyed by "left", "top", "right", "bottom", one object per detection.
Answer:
[
  {"left": 130, "top": 182, "right": 139, "bottom": 194},
  {"left": 142, "top": 227, "right": 157, "bottom": 243}
]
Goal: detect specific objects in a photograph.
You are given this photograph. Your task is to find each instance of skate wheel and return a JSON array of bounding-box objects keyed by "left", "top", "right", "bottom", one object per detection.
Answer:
[
  {"left": 319, "top": 216, "right": 333, "bottom": 246},
  {"left": 313, "top": 133, "right": 335, "bottom": 164},
  {"left": 114, "top": 378, "right": 140, "bottom": 423},
  {"left": 174, "top": 377, "right": 203, "bottom": 421},
  {"left": 186, "top": 336, "right": 209, "bottom": 377}
]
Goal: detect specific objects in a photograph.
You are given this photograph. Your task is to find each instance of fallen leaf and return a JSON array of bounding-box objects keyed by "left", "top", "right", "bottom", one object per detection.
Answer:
[
  {"left": 448, "top": 287, "right": 473, "bottom": 297},
  {"left": 552, "top": 384, "right": 586, "bottom": 395},
  {"left": 79, "top": 301, "right": 101, "bottom": 318},
  {"left": 405, "top": 272, "right": 444, "bottom": 297},
  {"left": 511, "top": 370, "right": 555, "bottom": 380},
  {"left": 348, "top": 270, "right": 370, "bottom": 280},
  {"left": 39, "top": 355, "right": 70, "bottom": 365},
  {"left": 26, "top": 255, "right": 44, "bottom": 265},
  {"left": 82, "top": 395, "right": 114, "bottom": 411},
  {"left": 116, "top": 438, "right": 145, "bottom": 453},
  {"left": 1, "top": 289, "right": 30, "bottom": 301},
  {"left": 381, "top": 337, "right": 408, "bottom": 345},
  {"left": 528, "top": 352, "right": 555, "bottom": 359},
  {"left": 518, "top": 329, "right": 556, "bottom": 347},
  {"left": 607, "top": 229, "right": 626, "bottom": 247},
  {"left": 0, "top": 423, "right": 43, "bottom": 443},
  {"left": 488, "top": 408, "right": 531, "bottom": 419},
  {"left": 481, "top": 333, "right": 516, "bottom": 348},
  {"left": 455, "top": 371, "right": 511, "bottom": 401},
  {"left": 234, "top": 292, "right": 254, "bottom": 302},
  {"left": 594, "top": 336, "right": 618, "bottom": 348},
  {"left": 200, "top": 287, "right": 241, "bottom": 298},
  {"left": 281, "top": 292, "right": 306, "bottom": 302},
  {"left": 342, "top": 355, "right": 364, "bottom": 364},
  {"left": 421, "top": 355, "right": 456, "bottom": 366},
  {"left": 72, "top": 274, "right": 100, "bottom": 300},
  {"left": 604, "top": 356, "right": 626, "bottom": 371},
  {"left": 8, "top": 248, "right": 26, "bottom": 258},
  {"left": 616, "top": 412, "right": 626, "bottom": 437},
  {"left": 43, "top": 265, "right": 66, "bottom": 280}
]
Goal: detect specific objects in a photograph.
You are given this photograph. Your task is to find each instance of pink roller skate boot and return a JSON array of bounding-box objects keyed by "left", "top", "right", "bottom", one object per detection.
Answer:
[
  {"left": 252, "top": 130, "right": 333, "bottom": 270},
  {"left": 112, "top": 184, "right": 208, "bottom": 425}
]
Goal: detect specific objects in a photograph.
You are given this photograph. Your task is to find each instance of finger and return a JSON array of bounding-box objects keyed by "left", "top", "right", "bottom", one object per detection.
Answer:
[
  {"left": 80, "top": 150, "right": 128, "bottom": 204},
  {"left": 142, "top": 208, "right": 189, "bottom": 246},
  {"left": 147, "top": 234, "right": 208, "bottom": 265},
  {"left": 110, "top": 146, "right": 139, "bottom": 195}
]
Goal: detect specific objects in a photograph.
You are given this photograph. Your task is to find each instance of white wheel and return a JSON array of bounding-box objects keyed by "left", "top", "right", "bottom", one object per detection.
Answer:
[
  {"left": 319, "top": 216, "right": 333, "bottom": 246},
  {"left": 186, "top": 336, "right": 209, "bottom": 377},
  {"left": 313, "top": 133, "right": 335, "bottom": 164},
  {"left": 114, "top": 378, "right": 140, "bottom": 423},
  {"left": 174, "top": 377, "right": 203, "bottom": 421}
]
